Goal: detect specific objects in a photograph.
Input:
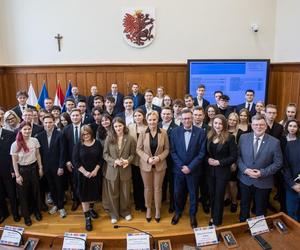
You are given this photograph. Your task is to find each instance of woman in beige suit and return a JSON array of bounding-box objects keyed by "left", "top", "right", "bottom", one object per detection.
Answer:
[
  {"left": 103, "top": 117, "right": 136, "bottom": 224},
  {"left": 137, "top": 111, "right": 169, "bottom": 222},
  {"left": 128, "top": 108, "right": 148, "bottom": 211}
]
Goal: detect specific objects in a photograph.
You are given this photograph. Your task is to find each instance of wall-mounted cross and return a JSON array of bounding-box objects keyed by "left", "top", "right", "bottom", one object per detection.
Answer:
[{"left": 54, "top": 33, "right": 63, "bottom": 52}]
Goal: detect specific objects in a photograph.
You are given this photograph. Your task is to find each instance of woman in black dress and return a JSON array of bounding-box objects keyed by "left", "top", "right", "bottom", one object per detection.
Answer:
[
  {"left": 206, "top": 114, "right": 237, "bottom": 226},
  {"left": 73, "top": 125, "right": 104, "bottom": 231}
]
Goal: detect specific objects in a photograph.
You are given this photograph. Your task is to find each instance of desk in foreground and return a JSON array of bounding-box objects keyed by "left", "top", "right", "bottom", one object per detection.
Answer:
[{"left": 1, "top": 213, "right": 299, "bottom": 249}]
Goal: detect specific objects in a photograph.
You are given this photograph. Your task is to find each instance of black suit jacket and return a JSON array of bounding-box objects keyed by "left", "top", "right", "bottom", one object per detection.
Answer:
[
  {"left": 0, "top": 129, "right": 16, "bottom": 177},
  {"left": 12, "top": 104, "right": 36, "bottom": 120},
  {"left": 62, "top": 124, "right": 82, "bottom": 165},
  {"left": 32, "top": 124, "right": 44, "bottom": 137},
  {"left": 235, "top": 103, "right": 256, "bottom": 118},
  {"left": 139, "top": 104, "right": 162, "bottom": 115},
  {"left": 266, "top": 122, "right": 284, "bottom": 140},
  {"left": 158, "top": 121, "right": 178, "bottom": 137},
  {"left": 129, "top": 93, "right": 145, "bottom": 109},
  {"left": 206, "top": 134, "right": 238, "bottom": 181},
  {"left": 106, "top": 92, "right": 124, "bottom": 114},
  {"left": 193, "top": 97, "right": 210, "bottom": 110},
  {"left": 69, "top": 94, "right": 86, "bottom": 105},
  {"left": 217, "top": 106, "right": 235, "bottom": 118},
  {"left": 37, "top": 129, "right": 64, "bottom": 173},
  {"left": 82, "top": 112, "right": 93, "bottom": 125}
]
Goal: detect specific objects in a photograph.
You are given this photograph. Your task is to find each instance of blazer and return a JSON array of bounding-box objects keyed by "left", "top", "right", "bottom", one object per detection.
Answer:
[
  {"left": 137, "top": 128, "right": 169, "bottom": 172},
  {"left": 170, "top": 126, "right": 206, "bottom": 176},
  {"left": 235, "top": 103, "right": 256, "bottom": 118},
  {"left": 106, "top": 92, "right": 124, "bottom": 114},
  {"left": 129, "top": 93, "right": 145, "bottom": 109},
  {"left": 193, "top": 97, "right": 210, "bottom": 110},
  {"left": 0, "top": 129, "right": 16, "bottom": 177},
  {"left": 138, "top": 104, "right": 162, "bottom": 117},
  {"left": 158, "top": 121, "right": 178, "bottom": 137},
  {"left": 128, "top": 123, "right": 147, "bottom": 166},
  {"left": 12, "top": 104, "right": 36, "bottom": 120},
  {"left": 103, "top": 134, "right": 136, "bottom": 181},
  {"left": 206, "top": 134, "right": 238, "bottom": 180},
  {"left": 82, "top": 112, "right": 93, "bottom": 125},
  {"left": 217, "top": 106, "right": 235, "bottom": 118},
  {"left": 32, "top": 124, "right": 44, "bottom": 137},
  {"left": 36, "top": 128, "right": 64, "bottom": 173},
  {"left": 237, "top": 132, "right": 283, "bottom": 189}
]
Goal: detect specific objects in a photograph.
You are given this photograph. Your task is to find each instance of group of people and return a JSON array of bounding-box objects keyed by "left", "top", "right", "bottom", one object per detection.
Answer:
[{"left": 0, "top": 82, "right": 299, "bottom": 232}]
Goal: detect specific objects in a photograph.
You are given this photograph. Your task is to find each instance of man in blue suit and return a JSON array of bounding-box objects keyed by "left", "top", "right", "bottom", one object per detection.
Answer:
[
  {"left": 128, "top": 83, "right": 145, "bottom": 109},
  {"left": 237, "top": 114, "right": 282, "bottom": 222},
  {"left": 170, "top": 109, "right": 206, "bottom": 228}
]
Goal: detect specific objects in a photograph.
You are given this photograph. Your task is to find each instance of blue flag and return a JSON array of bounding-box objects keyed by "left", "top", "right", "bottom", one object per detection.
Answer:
[
  {"left": 37, "top": 83, "right": 49, "bottom": 110},
  {"left": 62, "top": 82, "right": 72, "bottom": 112}
]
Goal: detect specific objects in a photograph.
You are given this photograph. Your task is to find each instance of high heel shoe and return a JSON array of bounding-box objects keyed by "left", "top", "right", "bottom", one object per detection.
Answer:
[
  {"left": 155, "top": 217, "right": 160, "bottom": 223},
  {"left": 146, "top": 217, "right": 152, "bottom": 222}
]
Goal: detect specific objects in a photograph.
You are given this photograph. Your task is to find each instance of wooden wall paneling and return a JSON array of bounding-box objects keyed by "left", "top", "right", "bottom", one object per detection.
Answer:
[
  {"left": 96, "top": 72, "right": 107, "bottom": 96},
  {"left": 166, "top": 72, "right": 176, "bottom": 99},
  {"left": 140, "top": 72, "right": 155, "bottom": 93},
  {"left": 46, "top": 73, "right": 57, "bottom": 98},
  {"left": 116, "top": 72, "right": 126, "bottom": 95},
  {"left": 0, "top": 70, "right": 4, "bottom": 108},
  {"left": 36, "top": 73, "right": 47, "bottom": 95},
  {"left": 123, "top": 72, "right": 140, "bottom": 95},
  {"left": 106, "top": 72, "right": 117, "bottom": 94},
  {"left": 156, "top": 72, "right": 167, "bottom": 91},
  {"left": 175, "top": 71, "right": 186, "bottom": 100},
  {"left": 57, "top": 73, "right": 67, "bottom": 93},
  {"left": 66, "top": 72, "right": 77, "bottom": 88},
  {"left": 16, "top": 73, "right": 28, "bottom": 92},
  {"left": 86, "top": 72, "right": 97, "bottom": 96},
  {"left": 5, "top": 73, "right": 17, "bottom": 109},
  {"left": 76, "top": 72, "right": 87, "bottom": 95}
]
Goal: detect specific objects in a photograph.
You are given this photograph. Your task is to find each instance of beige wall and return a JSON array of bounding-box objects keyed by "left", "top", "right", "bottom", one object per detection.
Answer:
[{"left": 0, "top": 0, "right": 276, "bottom": 65}]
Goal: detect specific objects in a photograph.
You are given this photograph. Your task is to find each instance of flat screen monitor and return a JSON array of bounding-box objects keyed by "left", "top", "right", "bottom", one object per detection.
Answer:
[{"left": 187, "top": 59, "right": 270, "bottom": 105}]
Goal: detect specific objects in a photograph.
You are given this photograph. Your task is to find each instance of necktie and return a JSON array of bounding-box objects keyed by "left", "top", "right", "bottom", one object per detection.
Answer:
[
  {"left": 253, "top": 137, "right": 260, "bottom": 158},
  {"left": 74, "top": 126, "right": 79, "bottom": 144},
  {"left": 247, "top": 103, "right": 251, "bottom": 111},
  {"left": 184, "top": 129, "right": 192, "bottom": 133}
]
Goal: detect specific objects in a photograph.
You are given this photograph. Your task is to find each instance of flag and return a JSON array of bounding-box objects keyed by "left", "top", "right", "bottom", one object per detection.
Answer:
[
  {"left": 54, "top": 83, "right": 65, "bottom": 108},
  {"left": 27, "top": 83, "right": 38, "bottom": 107},
  {"left": 36, "top": 83, "right": 49, "bottom": 110},
  {"left": 62, "top": 81, "right": 72, "bottom": 112}
]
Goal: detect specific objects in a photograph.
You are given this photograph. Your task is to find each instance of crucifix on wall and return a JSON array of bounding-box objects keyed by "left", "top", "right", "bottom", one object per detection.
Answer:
[{"left": 54, "top": 33, "right": 63, "bottom": 52}]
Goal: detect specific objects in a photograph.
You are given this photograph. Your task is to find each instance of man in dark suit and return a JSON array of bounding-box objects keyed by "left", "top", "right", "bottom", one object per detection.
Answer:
[
  {"left": 0, "top": 126, "right": 20, "bottom": 223},
  {"left": 235, "top": 89, "right": 256, "bottom": 118},
  {"left": 104, "top": 96, "right": 117, "bottom": 118},
  {"left": 129, "top": 83, "right": 145, "bottom": 109},
  {"left": 193, "top": 84, "right": 210, "bottom": 111},
  {"left": 115, "top": 96, "right": 134, "bottom": 126},
  {"left": 12, "top": 90, "right": 36, "bottom": 120},
  {"left": 106, "top": 83, "right": 124, "bottom": 114},
  {"left": 237, "top": 114, "right": 283, "bottom": 222},
  {"left": 170, "top": 109, "right": 206, "bottom": 228},
  {"left": 69, "top": 86, "right": 86, "bottom": 105},
  {"left": 138, "top": 89, "right": 161, "bottom": 117},
  {"left": 86, "top": 85, "right": 99, "bottom": 112},
  {"left": 44, "top": 97, "right": 54, "bottom": 113},
  {"left": 159, "top": 106, "right": 178, "bottom": 213},
  {"left": 62, "top": 108, "right": 82, "bottom": 211},
  {"left": 217, "top": 95, "right": 234, "bottom": 118},
  {"left": 37, "top": 114, "right": 67, "bottom": 218},
  {"left": 77, "top": 100, "right": 93, "bottom": 125}
]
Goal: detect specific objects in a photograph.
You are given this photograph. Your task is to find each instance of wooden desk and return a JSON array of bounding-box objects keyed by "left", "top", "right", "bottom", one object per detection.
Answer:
[{"left": 1, "top": 213, "right": 299, "bottom": 249}]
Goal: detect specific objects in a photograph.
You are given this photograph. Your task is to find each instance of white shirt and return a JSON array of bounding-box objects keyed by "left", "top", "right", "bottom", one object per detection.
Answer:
[
  {"left": 246, "top": 102, "right": 253, "bottom": 110},
  {"left": 10, "top": 137, "right": 40, "bottom": 165},
  {"left": 197, "top": 97, "right": 203, "bottom": 107},
  {"left": 152, "top": 97, "right": 163, "bottom": 107},
  {"left": 162, "top": 121, "right": 172, "bottom": 131},
  {"left": 125, "top": 112, "right": 134, "bottom": 126}
]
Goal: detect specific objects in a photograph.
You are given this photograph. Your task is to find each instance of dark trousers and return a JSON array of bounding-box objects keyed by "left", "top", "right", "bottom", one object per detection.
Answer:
[
  {"left": 0, "top": 175, "right": 18, "bottom": 216},
  {"left": 199, "top": 171, "right": 209, "bottom": 205},
  {"left": 45, "top": 170, "right": 65, "bottom": 209},
  {"left": 274, "top": 171, "right": 286, "bottom": 212},
  {"left": 239, "top": 182, "right": 271, "bottom": 222},
  {"left": 131, "top": 165, "right": 145, "bottom": 209},
  {"left": 17, "top": 164, "right": 41, "bottom": 218},
  {"left": 67, "top": 169, "right": 80, "bottom": 202},
  {"left": 286, "top": 188, "right": 300, "bottom": 222},
  {"left": 174, "top": 173, "right": 199, "bottom": 216},
  {"left": 207, "top": 175, "right": 227, "bottom": 225},
  {"left": 162, "top": 160, "right": 174, "bottom": 209}
]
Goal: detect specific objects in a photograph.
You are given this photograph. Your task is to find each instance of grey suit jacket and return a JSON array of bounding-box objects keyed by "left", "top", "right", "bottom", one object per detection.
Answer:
[
  {"left": 237, "top": 132, "right": 283, "bottom": 189},
  {"left": 103, "top": 134, "right": 136, "bottom": 181}
]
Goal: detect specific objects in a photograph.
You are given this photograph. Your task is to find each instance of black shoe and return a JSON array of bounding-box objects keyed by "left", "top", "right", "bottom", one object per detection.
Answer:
[
  {"left": 24, "top": 217, "right": 32, "bottom": 226},
  {"left": 13, "top": 214, "right": 21, "bottom": 222},
  {"left": 71, "top": 201, "right": 80, "bottom": 211},
  {"left": 34, "top": 212, "right": 42, "bottom": 221},
  {"left": 230, "top": 203, "right": 238, "bottom": 213},
  {"left": 168, "top": 207, "right": 174, "bottom": 214},
  {"left": 171, "top": 214, "right": 181, "bottom": 225},
  {"left": 146, "top": 217, "right": 152, "bottom": 223},
  {"left": 190, "top": 215, "right": 198, "bottom": 229},
  {"left": 0, "top": 214, "right": 9, "bottom": 224},
  {"left": 89, "top": 209, "right": 99, "bottom": 219},
  {"left": 224, "top": 198, "right": 231, "bottom": 207},
  {"left": 155, "top": 217, "right": 160, "bottom": 223},
  {"left": 85, "top": 217, "right": 92, "bottom": 231}
]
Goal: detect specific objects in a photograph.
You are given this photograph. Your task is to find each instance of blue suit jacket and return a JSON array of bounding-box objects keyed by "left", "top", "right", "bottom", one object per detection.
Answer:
[
  {"left": 237, "top": 132, "right": 283, "bottom": 189},
  {"left": 129, "top": 93, "right": 145, "bottom": 109},
  {"left": 170, "top": 126, "right": 206, "bottom": 176},
  {"left": 235, "top": 103, "right": 256, "bottom": 118},
  {"left": 193, "top": 97, "right": 210, "bottom": 110},
  {"left": 106, "top": 92, "right": 124, "bottom": 114}
]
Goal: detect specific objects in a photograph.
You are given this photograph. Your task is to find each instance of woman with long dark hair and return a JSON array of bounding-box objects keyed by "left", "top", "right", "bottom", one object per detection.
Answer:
[
  {"left": 10, "top": 121, "right": 43, "bottom": 226},
  {"left": 103, "top": 117, "right": 136, "bottom": 224},
  {"left": 206, "top": 114, "right": 237, "bottom": 226}
]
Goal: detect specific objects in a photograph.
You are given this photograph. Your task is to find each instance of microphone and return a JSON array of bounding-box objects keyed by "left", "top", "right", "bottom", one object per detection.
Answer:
[{"left": 114, "top": 225, "right": 157, "bottom": 250}]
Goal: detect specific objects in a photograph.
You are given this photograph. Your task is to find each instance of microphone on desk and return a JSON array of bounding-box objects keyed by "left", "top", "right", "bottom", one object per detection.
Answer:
[{"left": 114, "top": 224, "right": 157, "bottom": 250}]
